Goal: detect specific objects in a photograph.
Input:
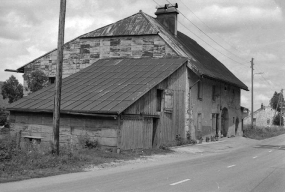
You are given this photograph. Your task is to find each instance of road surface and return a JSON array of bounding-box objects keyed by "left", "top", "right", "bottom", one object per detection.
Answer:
[{"left": 1, "top": 134, "right": 285, "bottom": 192}]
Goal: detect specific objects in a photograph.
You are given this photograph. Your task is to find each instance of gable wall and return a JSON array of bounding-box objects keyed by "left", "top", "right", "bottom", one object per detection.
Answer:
[{"left": 23, "top": 35, "right": 178, "bottom": 95}]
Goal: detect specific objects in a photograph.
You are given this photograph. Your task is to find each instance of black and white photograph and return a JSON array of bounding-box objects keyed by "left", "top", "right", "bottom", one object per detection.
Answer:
[{"left": 1, "top": 0, "right": 285, "bottom": 191}]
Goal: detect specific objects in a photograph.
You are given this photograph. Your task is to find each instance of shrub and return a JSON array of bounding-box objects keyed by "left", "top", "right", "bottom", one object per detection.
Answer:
[
  {"left": 78, "top": 134, "right": 100, "bottom": 149},
  {"left": 243, "top": 126, "right": 285, "bottom": 140},
  {"left": 0, "top": 109, "right": 8, "bottom": 126},
  {"left": 273, "top": 113, "right": 284, "bottom": 126},
  {"left": 0, "top": 135, "right": 17, "bottom": 162}
]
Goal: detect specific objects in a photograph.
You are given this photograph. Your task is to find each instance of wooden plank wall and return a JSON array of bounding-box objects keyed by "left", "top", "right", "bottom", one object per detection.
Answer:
[
  {"left": 119, "top": 118, "right": 153, "bottom": 150},
  {"left": 123, "top": 64, "right": 186, "bottom": 147}
]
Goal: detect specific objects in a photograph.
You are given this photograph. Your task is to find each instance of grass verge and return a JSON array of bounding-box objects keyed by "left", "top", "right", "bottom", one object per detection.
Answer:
[
  {"left": 243, "top": 125, "right": 285, "bottom": 140},
  {"left": 0, "top": 136, "right": 172, "bottom": 183}
]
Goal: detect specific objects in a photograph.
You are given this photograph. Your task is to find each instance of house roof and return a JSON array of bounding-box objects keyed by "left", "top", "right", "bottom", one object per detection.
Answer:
[
  {"left": 176, "top": 32, "right": 248, "bottom": 90},
  {"left": 13, "top": 10, "right": 248, "bottom": 90},
  {"left": 8, "top": 57, "right": 187, "bottom": 114}
]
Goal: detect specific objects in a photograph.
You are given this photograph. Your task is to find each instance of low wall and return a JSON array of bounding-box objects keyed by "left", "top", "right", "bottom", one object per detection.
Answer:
[{"left": 9, "top": 111, "right": 118, "bottom": 150}]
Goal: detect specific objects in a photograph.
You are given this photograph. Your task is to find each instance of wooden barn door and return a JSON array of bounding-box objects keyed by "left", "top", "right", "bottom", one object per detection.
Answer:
[{"left": 120, "top": 118, "right": 153, "bottom": 150}]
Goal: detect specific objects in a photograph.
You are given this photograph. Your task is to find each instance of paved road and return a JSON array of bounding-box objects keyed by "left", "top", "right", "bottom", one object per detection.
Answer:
[{"left": 1, "top": 135, "right": 285, "bottom": 192}]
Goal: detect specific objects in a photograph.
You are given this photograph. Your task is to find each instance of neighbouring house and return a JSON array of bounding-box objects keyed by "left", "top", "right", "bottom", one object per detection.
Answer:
[
  {"left": 244, "top": 103, "right": 283, "bottom": 127},
  {"left": 5, "top": 4, "right": 248, "bottom": 150}
]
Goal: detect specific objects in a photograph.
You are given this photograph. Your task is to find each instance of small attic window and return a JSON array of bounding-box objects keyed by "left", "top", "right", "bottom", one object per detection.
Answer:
[
  {"left": 156, "top": 89, "right": 163, "bottom": 112},
  {"left": 198, "top": 81, "right": 203, "bottom": 100},
  {"left": 49, "top": 77, "right": 55, "bottom": 84}
]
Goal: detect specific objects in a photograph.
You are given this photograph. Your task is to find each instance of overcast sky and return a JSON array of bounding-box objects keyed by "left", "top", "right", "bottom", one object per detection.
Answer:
[{"left": 0, "top": 0, "right": 284, "bottom": 111}]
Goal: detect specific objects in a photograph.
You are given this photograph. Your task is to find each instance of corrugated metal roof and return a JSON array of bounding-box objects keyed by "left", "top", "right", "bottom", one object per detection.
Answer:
[{"left": 8, "top": 58, "right": 187, "bottom": 114}]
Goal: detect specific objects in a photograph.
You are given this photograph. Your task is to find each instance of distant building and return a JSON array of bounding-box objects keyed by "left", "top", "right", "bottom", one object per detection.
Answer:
[{"left": 243, "top": 103, "right": 277, "bottom": 127}]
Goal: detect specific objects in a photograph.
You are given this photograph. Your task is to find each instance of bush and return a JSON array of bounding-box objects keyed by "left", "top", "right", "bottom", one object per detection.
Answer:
[
  {"left": 243, "top": 126, "right": 285, "bottom": 140},
  {"left": 0, "top": 135, "right": 17, "bottom": 162},
  {"left": 273, "top": 113, "right": 284, "bottom": 126},
  {"left": 0, "top": 109, "right": 8, "bottom": 126},
  {"left": 78, "top": 134, "right": 100, "bottom": 149}
]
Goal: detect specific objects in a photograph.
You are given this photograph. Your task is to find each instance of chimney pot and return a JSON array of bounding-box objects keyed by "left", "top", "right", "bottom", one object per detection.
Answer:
[{"left": 155, "top": 3, "right": 179, "bottom": 37}]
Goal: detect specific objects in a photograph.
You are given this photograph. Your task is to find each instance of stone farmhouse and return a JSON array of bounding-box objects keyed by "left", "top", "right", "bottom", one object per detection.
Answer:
[
  {"left": 6, "top": 4, "right": 248, "bottom": 150},
  {"left": 244, "top": 103, "right": 283, "bottom": 127}
]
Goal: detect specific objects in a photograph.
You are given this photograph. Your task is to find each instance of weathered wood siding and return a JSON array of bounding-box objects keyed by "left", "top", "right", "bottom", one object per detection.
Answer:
[
  {"left": 119, "top": 117, "right": 153, "bottom": 150},
  {"left": 9, "top": 112, "right": 118, "bottom": 148},
  {"left": 122, "top": 64, "right": 187, "bottom": 147},
  {"left": 23, "top": 35, "right": 177, "bottom": 95}
]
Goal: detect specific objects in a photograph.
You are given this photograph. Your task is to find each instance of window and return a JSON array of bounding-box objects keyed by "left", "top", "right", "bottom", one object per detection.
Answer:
[
  {"left": 49, "top": 77, "right": 55, "bottom": 84},
  {"left": 156, "top": 89, "right": 163, "bottom": 112},
  {"left": 164, "top": 89, "right": 173, "bottom": 112},
  {"left": 267, "top": 119, "right": 270, "bottom": 125},
  {"left": 212, "top": 85, "right": 216, "bottom": 101},
  {"left": 198, "top": 81, "right": 203, "bottom": 100}
]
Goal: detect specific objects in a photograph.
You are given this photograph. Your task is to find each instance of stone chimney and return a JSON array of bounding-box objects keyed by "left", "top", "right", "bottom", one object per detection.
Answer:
[{"left": 155, "top": 3, "right": 179, "bottom": 37}]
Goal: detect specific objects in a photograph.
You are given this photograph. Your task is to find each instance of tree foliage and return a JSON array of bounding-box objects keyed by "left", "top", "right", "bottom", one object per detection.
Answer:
[
  {"left": 1, "top": 75, "right": 23, "bottom": 103},
  {"left": 269, "top": 91, "right": 284, "bottom": 112},
  {"left": 273, "top": 113, "right": 284, "bottom": 126},
  {"left": 26, "top": 70, "right": 49, "bottom": 93}
]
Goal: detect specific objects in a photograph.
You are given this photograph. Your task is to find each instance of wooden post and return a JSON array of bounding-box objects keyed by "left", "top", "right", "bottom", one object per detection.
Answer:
[
  {"left": 53, "top": 0, "right": 66, "bottom": 155},
  {"left": 279, "top": 89, "right": 283, "bottom": 127},
  {"left": 250, "top": 58, "right": 254, "bottom": 129}
]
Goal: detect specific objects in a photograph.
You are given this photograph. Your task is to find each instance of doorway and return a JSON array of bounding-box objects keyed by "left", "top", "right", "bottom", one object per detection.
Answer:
[
  {"left": 221, "top": 108, "right": 229, "bottom": 137},
  {"left": 235, "top": 118, "right": 239, "bottom": 135},
  {"left": 197, "top": 113, "right": 202, "bottom": 138},
  {"left": 216, "top": 114, "right": 219, "bottom": 136},
  {"left": 152, "top": 118, "right": 159, "bottom": 148}
]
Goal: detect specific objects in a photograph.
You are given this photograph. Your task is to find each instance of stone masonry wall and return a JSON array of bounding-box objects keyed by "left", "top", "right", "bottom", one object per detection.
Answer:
[
  {"left": 23, "top": 35, "right": 177, "bottom": 95},
  {"left": 9, "top": 111, "right": 118, "bottom": 149},
  {"left": 188, "top": 70, "right": 243, "bottom": 139}
]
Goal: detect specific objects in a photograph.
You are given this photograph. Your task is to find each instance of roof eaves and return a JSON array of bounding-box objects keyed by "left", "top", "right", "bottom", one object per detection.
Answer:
[{"left": 202, "top": 74, "right": 249, "bottom": 91}]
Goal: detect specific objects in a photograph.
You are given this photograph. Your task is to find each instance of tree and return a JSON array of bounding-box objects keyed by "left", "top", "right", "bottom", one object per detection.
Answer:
[
  {"left": 270, "top": 91, "right": 284, "bottom": 112},
  {"left": 1, "top": 75, "right": 23, "bottom": 103},
  {"left": 26, "top": 70, "right": 49, "bottom": 93},
  {"left": 273, "top": 113, "right": 284, "bottom": 126}
]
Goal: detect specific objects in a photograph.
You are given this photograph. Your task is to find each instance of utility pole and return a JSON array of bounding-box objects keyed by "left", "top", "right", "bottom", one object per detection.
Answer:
[
  {"left": 53, "top": 0, "right": 66, "bottom": 155},
  {"left": 280, "top": 89, "right": 283, "bottom": 126},
  {"left": 251, "top": 58, "right": 254, "bottom": 129}
]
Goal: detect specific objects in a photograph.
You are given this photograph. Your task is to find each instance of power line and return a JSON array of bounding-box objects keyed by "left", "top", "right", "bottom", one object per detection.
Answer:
[
  {"left": 165, "top": 0, "right": 249, "bottom": 65},
  {"left": 152, "top": 0, "right": 248, "bottom": 67},
  {"left": 177, "top": 0, "right": 248, "bottom": 60}
]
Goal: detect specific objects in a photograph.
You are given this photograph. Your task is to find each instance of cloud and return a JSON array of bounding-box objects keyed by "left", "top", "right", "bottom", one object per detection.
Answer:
[{"left": 194, "top": 5, "right": 282, "bottom": 33}]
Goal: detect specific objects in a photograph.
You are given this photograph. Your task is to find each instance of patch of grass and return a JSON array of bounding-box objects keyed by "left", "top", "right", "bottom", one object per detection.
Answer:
[
  {"left": 0, "top": 136, "right": 173, "bottom": 183},
  {"left": 243, "top": 125, "right": 285, "bottom": 140}
]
